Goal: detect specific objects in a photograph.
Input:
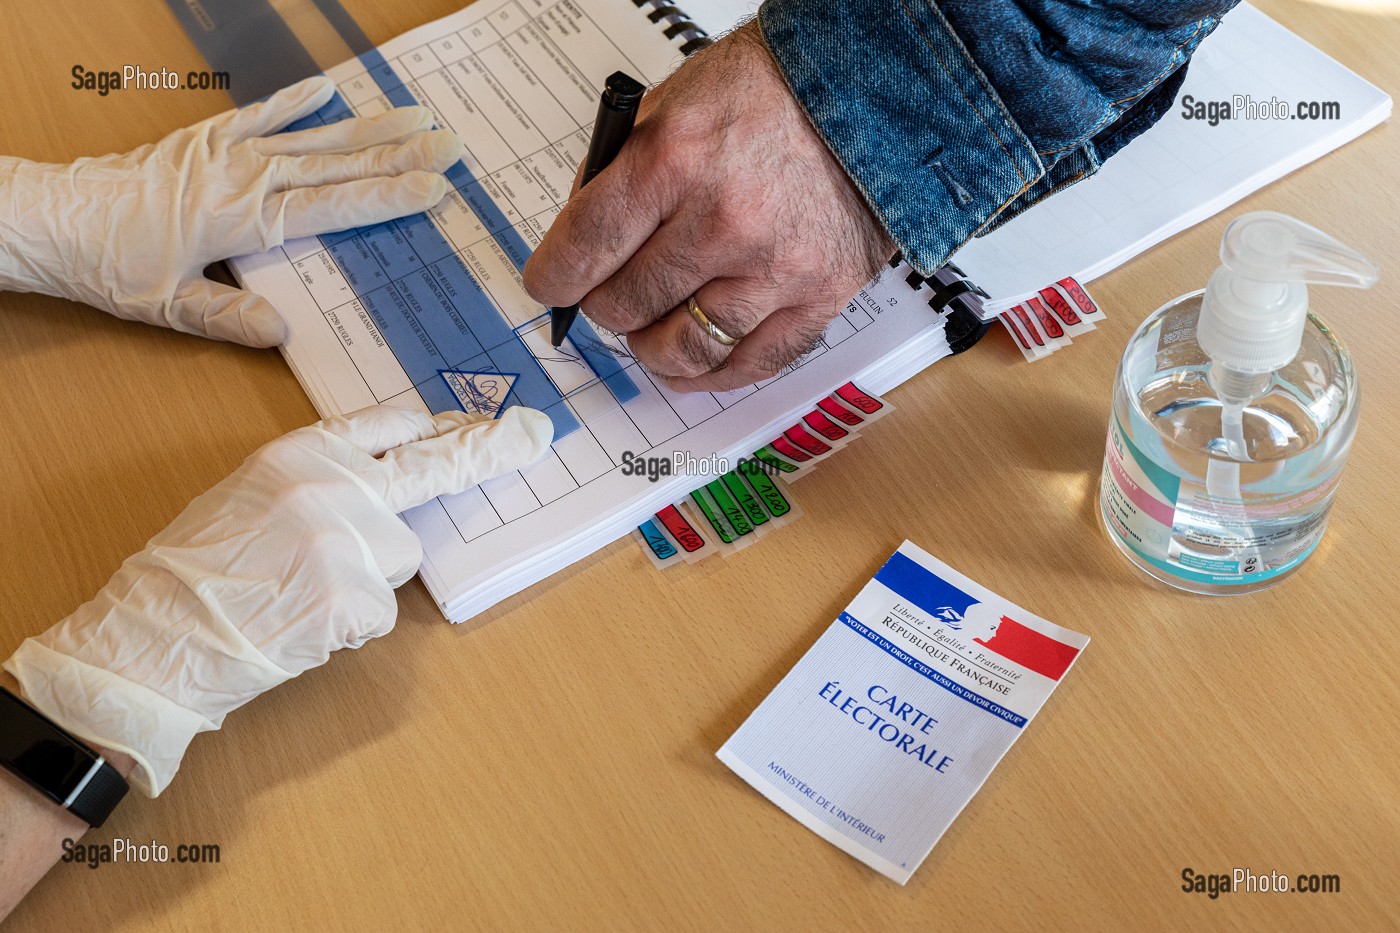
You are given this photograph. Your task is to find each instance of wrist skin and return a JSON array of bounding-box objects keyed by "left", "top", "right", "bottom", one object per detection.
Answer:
[{"left": 0, "top": 669, "right": 134, "bottom": 922}]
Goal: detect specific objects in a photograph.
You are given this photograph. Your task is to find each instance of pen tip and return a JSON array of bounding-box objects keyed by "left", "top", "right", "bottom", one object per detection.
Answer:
[{"left": 549, "top": 310, "right": 571, "bottom": 348}]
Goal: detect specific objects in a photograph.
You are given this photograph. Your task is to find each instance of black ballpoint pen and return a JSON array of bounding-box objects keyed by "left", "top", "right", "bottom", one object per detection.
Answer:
[{"left": 549, "top": 71, "right": 647, "bottom": 347}]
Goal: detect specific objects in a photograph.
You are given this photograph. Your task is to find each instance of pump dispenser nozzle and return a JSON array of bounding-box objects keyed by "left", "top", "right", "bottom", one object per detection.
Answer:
[{"left": 1198, "top": 212, "right": 1378, "bottom": 375}]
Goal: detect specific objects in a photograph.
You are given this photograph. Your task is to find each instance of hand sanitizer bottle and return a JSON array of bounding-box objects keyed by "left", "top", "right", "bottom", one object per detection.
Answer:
[{"left": 1099, "top": 212, "right": 1378, "bottom": 594}]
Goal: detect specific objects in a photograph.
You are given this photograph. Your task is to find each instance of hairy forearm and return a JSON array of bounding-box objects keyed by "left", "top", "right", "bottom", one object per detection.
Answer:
[{"left": 0, "top": 669, "right": 134, "bottom": 922}]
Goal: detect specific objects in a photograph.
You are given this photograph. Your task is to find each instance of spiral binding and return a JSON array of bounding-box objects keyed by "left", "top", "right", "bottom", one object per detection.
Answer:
[
  {"left": 886, "top": 253, "right": 993, "bottom": 354},
  {"left": 631, "top": 0, "right": 712, "bottom": 55}
]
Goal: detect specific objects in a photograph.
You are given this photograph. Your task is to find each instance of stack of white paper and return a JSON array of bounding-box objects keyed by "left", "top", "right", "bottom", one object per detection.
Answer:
[{"left": 229, "top": 0, "right": 1389, "bottom": 621}]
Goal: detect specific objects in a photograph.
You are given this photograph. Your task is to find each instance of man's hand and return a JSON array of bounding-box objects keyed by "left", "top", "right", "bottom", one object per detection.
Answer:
[
  {"left": 523, "top": 20, "right": 893, "bottom": 393},
  {"left": 3, "top": 405, "right": 551, "bottom": 797},
  {"left": 0, "top": 76, "right": 461, "bottom": 347}
]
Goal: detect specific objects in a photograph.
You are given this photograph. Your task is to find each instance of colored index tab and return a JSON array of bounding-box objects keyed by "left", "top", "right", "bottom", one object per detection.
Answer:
[
  {"left": 817, "top": 397, "right": 863, "bottom": 426},
  {"left": 740, "top": 466, "right": 792, "bottom": 517},
  {"left": 706, "top": 480, "right": 754, "bottom": 536},
  {"left": 1010, "top": 305, "right": 1046, "bottom": 346},
  {"left": 1026, "top": 296, "right": 1065, "bottom": 338},
  {"left": 1000, "top": 312, "right": 1031, "bottom": 349},
  {"left": 1038, "top": 287, "right": 1080, "bottom": 327},
  {"left": 638, "top": 519, "right": 678, "bottom": 560},
  {"left": 836, "top": 382, "right": 884, "bottom": 414},
  {"left": 721, "top": 471, "right": 769, "bottom": 527},
  {"left": 770, "top": 436, "right": 812, "bottom": 462},
  {"left": 690, "top": 490, "right": 736, "bottom": 544},
  {"left": 1056, "top": 277, "right": 1100, "bottom": 317},
  {"left": 803, "top": 410, "right": 849, "bottom": 442},
  {"left": 753, "top": 447, "right": 799, "bottom": 473},
  {"left": 656, "top": 504, "right": 706, "bottom": 553},
  {"left": 785, "top": 425, "right": 833, "bottom": 456}
]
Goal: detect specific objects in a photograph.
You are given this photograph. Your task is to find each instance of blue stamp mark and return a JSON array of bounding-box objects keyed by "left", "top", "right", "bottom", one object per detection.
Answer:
[{"left": 439, "top": 370, "right": 519, "bottom": 419}]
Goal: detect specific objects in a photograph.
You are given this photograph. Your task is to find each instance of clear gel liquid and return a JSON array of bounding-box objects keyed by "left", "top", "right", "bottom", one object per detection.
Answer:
[{"left": 1099, "top": 291, "right": 1358, "bottom": 594}]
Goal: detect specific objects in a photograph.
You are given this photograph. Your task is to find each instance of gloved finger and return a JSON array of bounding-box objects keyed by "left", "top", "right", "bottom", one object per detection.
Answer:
[
  {"left": 168, "top": 278, "right": 288, "bottom": 347},
  {"left": 370, "top": 407, "right": 554, "bottom": 513},
  {"left": 319, "top": 405, "right": 441, "bottom": 456},
  {"left": 214, "top": 76, "right": 336, "bottom": 143},
  {"left": 274, "top": 172, "right": 450, "bottom": 240},
  {"left": 267, "top": 130, "right": 463, "bottom": 191},
  {"left": 247, "top": 106, "right": 435, "bottom": 157},
  {"left": 345, "top": 590, "right": 406, "bottom": 643},
  {"left": 352, "top": 513, "right": 423, "bottom": 595}
]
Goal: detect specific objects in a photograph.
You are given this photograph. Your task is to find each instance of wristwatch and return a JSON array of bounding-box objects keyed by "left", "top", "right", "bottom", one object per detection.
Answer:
[{"left": 0, "top": 686, "right": 128, "bottom": 827}]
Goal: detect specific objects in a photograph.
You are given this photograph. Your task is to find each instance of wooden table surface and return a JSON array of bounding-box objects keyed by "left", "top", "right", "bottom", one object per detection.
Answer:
[{"left": 2, "top": 1, "right": 1396, "bottom": 929}]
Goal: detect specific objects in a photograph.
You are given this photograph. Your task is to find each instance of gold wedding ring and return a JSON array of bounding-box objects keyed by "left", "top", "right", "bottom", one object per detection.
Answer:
[{"left": 686, "top": 294, "right": 738, "bottom": 346}]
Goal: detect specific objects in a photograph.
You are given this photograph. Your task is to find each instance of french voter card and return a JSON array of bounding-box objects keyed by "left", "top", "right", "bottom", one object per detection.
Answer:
[{"left": 717, "top": 540, "right": 1088, "bottom": 884}]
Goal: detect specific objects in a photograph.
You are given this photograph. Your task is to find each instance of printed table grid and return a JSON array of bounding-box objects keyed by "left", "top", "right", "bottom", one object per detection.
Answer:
[{"left": 277, "top": 0, "right": 876, "bottom": 546}]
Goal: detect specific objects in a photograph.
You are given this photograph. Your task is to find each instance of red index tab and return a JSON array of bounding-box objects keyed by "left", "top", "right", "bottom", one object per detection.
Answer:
[
  {"left": 1000, "top": 312, "right": 1031, "bottom": 349},
  {"left": 1026, "top": 296, "right": 1065, "bottom": 338},
  {"left": 770, "top": 435, "right": 812, "bottom": 462},
  {"left": 1009, "top": 305, "right": 1046, "bottom": 346},
  {"left": 785, "top": 425, "right": 832, "bottom": 456},
  {"left": 835, "top": 382, "right": 883, "bottom": 414},
  {"left": 803, "top": 410, "right": 849, "bottom": 442},
  {"left": 1057, "top": 276, "right": 1099, "bottom": 317},
  {"left": 1038, "top": 287, "right": 1080, "bottom": 327},
  {"left": 817, "top": 397, "right": 863, "bottom": 426},
  {"left": 656, "top": 505, "right": 706, "bottom": 553}
]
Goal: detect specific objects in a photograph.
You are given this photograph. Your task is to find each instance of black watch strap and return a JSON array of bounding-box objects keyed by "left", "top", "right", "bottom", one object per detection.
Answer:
[
  {"left": 66, "top": 755, "right": 131, "bottom": 827},
  {"left": 0, "top": 686, "right": 129, "bottom": 828}
]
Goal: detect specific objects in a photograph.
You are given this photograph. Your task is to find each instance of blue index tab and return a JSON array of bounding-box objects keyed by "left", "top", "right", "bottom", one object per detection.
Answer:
[{"left": 638, "top": 519, "right": 679, "bottom": 562}]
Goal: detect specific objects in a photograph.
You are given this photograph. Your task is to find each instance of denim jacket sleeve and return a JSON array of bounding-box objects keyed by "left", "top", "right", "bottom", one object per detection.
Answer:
[{"left": 757, "top": 0, "right": 1241, "bottom": 276}]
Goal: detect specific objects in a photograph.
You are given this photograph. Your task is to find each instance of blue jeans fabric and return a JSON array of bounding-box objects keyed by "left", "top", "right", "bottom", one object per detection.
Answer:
[{"left": 758, "top": 0, "right": 1239, "bottom": 275}]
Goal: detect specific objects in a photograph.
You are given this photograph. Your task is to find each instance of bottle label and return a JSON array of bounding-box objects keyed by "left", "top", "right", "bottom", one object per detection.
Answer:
[{"left": 1101, "top": 414, "right": 1325, "bottom": 586}]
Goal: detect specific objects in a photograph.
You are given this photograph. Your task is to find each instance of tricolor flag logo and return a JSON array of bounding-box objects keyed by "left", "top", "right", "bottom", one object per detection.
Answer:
[
  {"left": 874, "top": 550, "right": 1083, "bottom": 682},
  {"left": 972, "top": 611, "right": 1079, "bottom": 681}
]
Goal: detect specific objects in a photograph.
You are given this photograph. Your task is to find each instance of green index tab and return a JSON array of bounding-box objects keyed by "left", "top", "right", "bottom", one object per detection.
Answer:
[
  {"left": 690, "top": 490, "right": 736, "bottom": 544},
  {"left": 752, "top": 447, "right": 798, "bottom": 474},
  {"left": 721, "top": 471, "right": 768, "bottom": 526},
  {"left": 740, "top": 466, "right": 792, "bottom": 517},
  {"left": 705, "top": 480, "right": 754, "bottom": 536}
]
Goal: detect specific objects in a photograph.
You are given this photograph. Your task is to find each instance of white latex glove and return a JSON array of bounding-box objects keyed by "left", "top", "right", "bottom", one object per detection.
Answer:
[
  {"left": 4, "top": 405, "right": 551, "bottom": 796},
  {"left": 0, "top": 76, "right": 461, "bottom": 346}
]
